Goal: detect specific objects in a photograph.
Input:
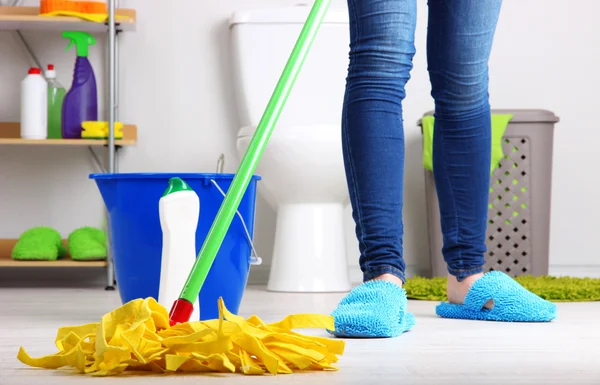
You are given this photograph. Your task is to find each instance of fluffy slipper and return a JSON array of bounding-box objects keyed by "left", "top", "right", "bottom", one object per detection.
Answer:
[
  {"left": 11, "top": 227, "right": 67, "bottom": 261},
  {"left": 330, "top": 280, "right": 415, "bottom": 338},
  {"left": 68, "top": 227, "right": 107, "bottom": 261},
  {"left": 436, "top": 271, "right": 557, "bottom": 322}
]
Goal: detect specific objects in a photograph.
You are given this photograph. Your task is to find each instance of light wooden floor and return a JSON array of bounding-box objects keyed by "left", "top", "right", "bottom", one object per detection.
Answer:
[{"left": 1, "top": 286, "right": 599, "bottom": 384}]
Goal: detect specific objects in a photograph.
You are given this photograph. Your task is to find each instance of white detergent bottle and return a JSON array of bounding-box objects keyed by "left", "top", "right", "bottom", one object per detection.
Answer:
[
  {"left": 158, "top": 177, "right": 200, "bottom": 321},
  {"left": 20, "top": 67, "right": 48, "bottom": 139}
]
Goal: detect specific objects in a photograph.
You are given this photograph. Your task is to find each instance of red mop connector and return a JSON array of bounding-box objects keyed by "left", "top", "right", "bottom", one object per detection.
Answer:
[{"left": 169, "top": 298, "right": 194, "bottom": 326}]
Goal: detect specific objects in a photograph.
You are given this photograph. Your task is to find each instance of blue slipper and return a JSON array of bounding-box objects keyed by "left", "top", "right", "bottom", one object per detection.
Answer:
[
  {"left": 329, "top": 280, "right": 415, "bottom": 338},
  {"left": 436, "top": 271, "right": 557, "bottom": 322}
]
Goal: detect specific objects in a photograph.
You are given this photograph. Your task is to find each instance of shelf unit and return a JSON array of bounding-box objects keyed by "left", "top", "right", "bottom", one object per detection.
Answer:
[
  {"left": 0, "top": 122, "right": 137, "bottom": 145},
  {"left": 0, "top": 6, "right": 135, "bottom": 31},
  {"left": 0, "top": 239, "right": 107, "bottom": 267},
  {"left": 0, "top": 3, "right": 136, "bottom": 289}
]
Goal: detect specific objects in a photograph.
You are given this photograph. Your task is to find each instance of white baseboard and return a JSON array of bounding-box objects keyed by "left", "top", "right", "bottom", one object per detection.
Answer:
[
  {"left": 249, "top": 264, "right": 431, "bottom": 286},
  {"left": 548, "top": 265, "right": 600, "bottom": 278},
  {"left": 247, "top": 265, "right": 271, "bottom": 285},
  {"left": 248, "top": 264, "right": 600, "bottom": 285},
  {"left": 348, "top": 265, "right": 431, "bottom": 284}
]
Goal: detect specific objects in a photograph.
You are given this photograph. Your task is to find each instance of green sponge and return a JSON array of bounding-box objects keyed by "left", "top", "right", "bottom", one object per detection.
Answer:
[
  {"left": 67, "top": 226, "right": 107, "bottom": 261},
  {"left": 11, "top": 227, "right": 67, "bottom": 261},
  {"left": 404, "top": 275, "right": 600, "bottom": 302}
]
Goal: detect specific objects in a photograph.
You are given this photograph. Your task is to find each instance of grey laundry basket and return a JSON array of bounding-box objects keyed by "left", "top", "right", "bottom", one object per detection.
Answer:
[{"left": 420, "top": 109, "right": 559, "bottom": 278}]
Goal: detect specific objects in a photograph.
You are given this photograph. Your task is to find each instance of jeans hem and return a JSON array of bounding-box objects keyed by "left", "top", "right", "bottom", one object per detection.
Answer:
[
  {"left": 363, "top": 266, "right": 406, "bottom": 284},
  {"left": 447, "top": 266, "right": 484, "bottom": 282}
]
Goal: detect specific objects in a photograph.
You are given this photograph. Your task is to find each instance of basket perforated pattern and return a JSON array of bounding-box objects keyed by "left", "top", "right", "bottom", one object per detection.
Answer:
[{"left": 485, "top": 136, "right": 532, "bottom": 277}]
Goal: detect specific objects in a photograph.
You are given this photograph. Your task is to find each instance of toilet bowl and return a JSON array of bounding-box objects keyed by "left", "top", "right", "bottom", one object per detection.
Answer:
[
  {"left": 237, "top": 124, "right": 351, "bottom": 292},
  {"left": 229, "top": 5, "right": 352, "bottom": 292}
]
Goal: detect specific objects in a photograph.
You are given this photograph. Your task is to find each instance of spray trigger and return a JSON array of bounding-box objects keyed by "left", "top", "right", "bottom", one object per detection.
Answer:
[{"left": 62, "top": 31, "right": 95, "bottom": 57}]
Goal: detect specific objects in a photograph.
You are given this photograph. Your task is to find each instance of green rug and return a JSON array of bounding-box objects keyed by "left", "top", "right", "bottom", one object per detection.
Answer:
[{"left": 404, "top": 275, "right": 600, "bottom": 302}]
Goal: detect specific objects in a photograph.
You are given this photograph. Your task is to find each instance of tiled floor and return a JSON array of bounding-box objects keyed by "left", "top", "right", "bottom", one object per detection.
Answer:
[{"left": 1, "top": 286, "right": 599, "bottom": 384}]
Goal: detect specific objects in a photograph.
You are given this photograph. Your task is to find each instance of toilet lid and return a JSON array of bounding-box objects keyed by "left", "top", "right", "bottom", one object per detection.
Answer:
[
  {"left": 238, "top": 124, "right": 340, "bottom": 139},
  {"left": 230, "top": 6, "right": 349, "bottom": 26}
]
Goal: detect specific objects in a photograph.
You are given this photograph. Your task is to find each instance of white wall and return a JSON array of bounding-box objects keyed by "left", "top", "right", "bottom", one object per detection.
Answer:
[{"left": 1, "top": 0, "right": 598, "bottom": 286}]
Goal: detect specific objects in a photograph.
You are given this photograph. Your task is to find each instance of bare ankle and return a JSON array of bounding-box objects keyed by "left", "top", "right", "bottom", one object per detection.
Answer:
[
  {"left": 370, "top": 273, "right": 403, "bottom": 288},
  {"left": 447, "top": 272, "right": 493, "bottom": 308},
  {"left": 447, "top": 273, "right": 483, "bottom": 304}
]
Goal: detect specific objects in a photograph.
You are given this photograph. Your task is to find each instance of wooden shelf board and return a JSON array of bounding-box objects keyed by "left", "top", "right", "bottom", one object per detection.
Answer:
[
  {"left": 0, "top": 6, "right": 136, "bottom": 32},
  {"left": 0, "top": 239, "right": 107, "bottom": 267},
  {"left": 0, "top": 122, "right": 137, "bottom": 146}
]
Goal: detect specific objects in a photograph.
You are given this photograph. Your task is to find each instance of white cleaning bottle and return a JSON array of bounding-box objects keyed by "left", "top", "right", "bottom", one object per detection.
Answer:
[
  {"left": 20, "top": 67, "right": 48, "bottom": 139},
  {"left": 158, "top": 177, "right": 200, "bottom": 321}
]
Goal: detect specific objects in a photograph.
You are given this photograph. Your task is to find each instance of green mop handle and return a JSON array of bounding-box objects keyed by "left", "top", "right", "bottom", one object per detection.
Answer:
[{"left": 169, "top": 0, "right": 332, "bottom": 323}]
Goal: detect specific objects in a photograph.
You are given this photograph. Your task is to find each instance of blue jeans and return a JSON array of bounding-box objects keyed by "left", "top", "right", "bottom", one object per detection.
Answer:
[{"left": 342, "top": 0, "right": 503, "bottom": 283}]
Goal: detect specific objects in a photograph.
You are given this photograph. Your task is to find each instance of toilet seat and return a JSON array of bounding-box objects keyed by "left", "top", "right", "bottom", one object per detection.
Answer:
[{"left": 237, "top": 125, "right": 255, "bottom": 138}]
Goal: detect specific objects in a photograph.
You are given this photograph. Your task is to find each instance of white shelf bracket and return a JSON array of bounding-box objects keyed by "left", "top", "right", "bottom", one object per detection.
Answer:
[
  {"left": 88, "top": 146, "right": 107, "bottom": 174},
  {"left": 14, "top": 30, "right": 43, "bottom": 70}
]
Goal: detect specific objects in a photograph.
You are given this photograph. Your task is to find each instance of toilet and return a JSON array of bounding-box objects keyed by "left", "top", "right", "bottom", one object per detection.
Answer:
[{"left": 229, "top": 5, "right": 352, "bottom": 292}]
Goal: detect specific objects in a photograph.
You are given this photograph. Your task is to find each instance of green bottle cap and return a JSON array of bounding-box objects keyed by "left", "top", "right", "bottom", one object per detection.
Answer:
[
  {"left": 162, "top": 177, "right": 193, "bottom": 197},
  {"left": 62, "top": 31, "right": 96, "bottom": 57}
]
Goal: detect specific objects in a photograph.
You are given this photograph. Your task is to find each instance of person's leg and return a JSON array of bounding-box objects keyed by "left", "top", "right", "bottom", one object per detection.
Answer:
[
  {"left": 426, "top": 0, "right": 502, "bottom": 303},
  {"left": 330, "top": 0, "right": 417, "bottom": 338},
  {"left": 342, "top": 0, "right": 417, "bottom": 287}
]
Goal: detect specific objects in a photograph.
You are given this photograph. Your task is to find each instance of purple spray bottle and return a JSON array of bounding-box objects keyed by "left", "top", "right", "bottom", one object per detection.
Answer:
[{"left": 61, "top": 31, "right": 98, "bottom": 139}]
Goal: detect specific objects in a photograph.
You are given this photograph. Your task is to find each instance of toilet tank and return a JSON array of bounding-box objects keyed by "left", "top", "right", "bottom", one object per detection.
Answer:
[{"left": 229, "top": 5, "right": 349, "bottom": 129}]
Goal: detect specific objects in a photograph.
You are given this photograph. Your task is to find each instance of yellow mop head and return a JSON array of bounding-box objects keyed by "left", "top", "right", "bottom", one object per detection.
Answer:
[{"left": 17, "top": 297, "right": 344, "bottom": 376}]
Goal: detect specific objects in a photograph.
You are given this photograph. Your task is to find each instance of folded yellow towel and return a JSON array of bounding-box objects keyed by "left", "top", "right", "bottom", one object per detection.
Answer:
[
  {"left": 39, "top": 0, "right": 128, "bottom": 23},
  {"left": 17, "top": 297, "right": 344, "bottom": 377}
]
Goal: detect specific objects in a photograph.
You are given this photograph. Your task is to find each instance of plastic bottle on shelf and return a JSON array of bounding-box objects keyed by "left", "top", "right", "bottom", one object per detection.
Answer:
[
  {"left": 62, "top": 31, "right": 98, "bottom": 139},
  {"left": 20, "top": 67, "right": 48, "bottom": 140},
  {"left": 45, "top": 64, "right": 66, "bottom": 139}
]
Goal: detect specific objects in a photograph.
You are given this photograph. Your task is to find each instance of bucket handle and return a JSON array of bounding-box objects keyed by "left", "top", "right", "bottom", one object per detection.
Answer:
[
  {"left": 216, "top": 154, "right": 225, "bottom": 174},
  {"left": 209, "top": 179, "right": 262, "bottom": 266}
]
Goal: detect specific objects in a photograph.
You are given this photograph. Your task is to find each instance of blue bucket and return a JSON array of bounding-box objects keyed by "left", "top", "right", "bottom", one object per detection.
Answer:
[{"left": 89, "top": 173, "right": 261, "bottom": 320}]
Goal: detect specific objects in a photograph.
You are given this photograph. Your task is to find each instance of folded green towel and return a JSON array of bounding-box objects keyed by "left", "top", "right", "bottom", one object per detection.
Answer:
[
  {"left": 11, "top": 227, "right": 67, "bottom": 261},
  {"left": 421, "top": 113, "right": 513, "bottom": 172},
  {"left": 68, "top": 226, "right": 107, "bottom": 261}
]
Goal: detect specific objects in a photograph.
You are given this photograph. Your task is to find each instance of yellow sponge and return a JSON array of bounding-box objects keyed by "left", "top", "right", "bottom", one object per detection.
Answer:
[{"left": 82, "top": 121, "right": 123, "bottom": 140}]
